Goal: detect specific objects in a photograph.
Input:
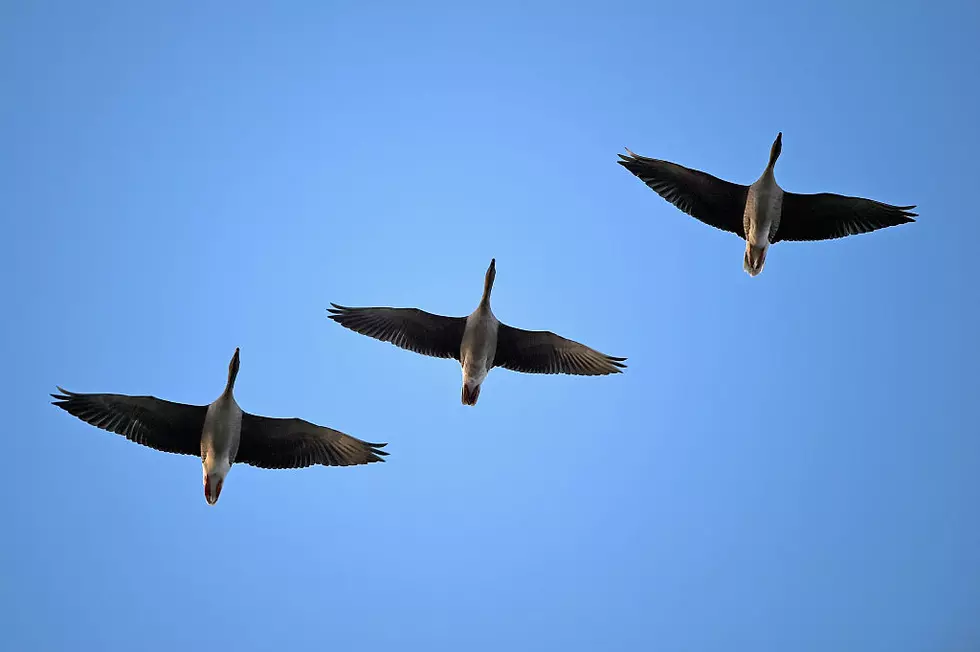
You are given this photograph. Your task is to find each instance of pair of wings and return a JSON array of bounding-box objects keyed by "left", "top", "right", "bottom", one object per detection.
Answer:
[
  {"left": 617, "top": 150, "right": 917, "bottom": 242},
  {"left": 327, "top": 305, "right": 626, "bottom": 376},
  {"left": 51, "top": 389, "right": 387, "bottom": 468}
]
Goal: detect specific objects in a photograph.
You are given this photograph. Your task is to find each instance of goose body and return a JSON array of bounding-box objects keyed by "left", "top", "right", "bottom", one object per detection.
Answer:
[
  {"left": 618, "top": 132, "right": 917, "bottom": 276},
  {"left": 460, "top": 307, "right": 499, "bottom": 406},
  {"left": 329, "top": 259, "right": 626, "bottom": 406},
  {"left": 742, "top": 159, "right": 784, "bottom": 275},
  {"left": 52, "top": 348, "right": 387, "bottom": 505},
  {"left": 200, "top": 382, "right": 243, "bottom": 504}
]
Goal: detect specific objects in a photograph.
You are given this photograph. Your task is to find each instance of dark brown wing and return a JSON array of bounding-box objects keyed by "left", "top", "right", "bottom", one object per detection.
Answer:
[
  {"left": 236, "top": 413, "right": 388, "bottom": 470},
  {"left": 773, "top": 192, "right": 917, "bottom": 242},
  {"left": 327, "top": 304, "right": 466, "bottom": 360},
  {"left": 618, "top": 149, "right": 748, "bottom": 238},
  {"left": 50, "top": 388, "right": 206, "bottom": 456},
  {"left": 492, "top": 324, "right": 627, "bottom": 376}
]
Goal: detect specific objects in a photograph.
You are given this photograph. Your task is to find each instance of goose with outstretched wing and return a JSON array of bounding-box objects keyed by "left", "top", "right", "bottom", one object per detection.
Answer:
[
  {"left": 618, "top": 132, "right": 917, "bottom": 276},
  {"left": 51, "top": 348, "right": 387, "bottom": 505},
  {"left": 328, "top": 259, "right": 626, "bottom": 406}
]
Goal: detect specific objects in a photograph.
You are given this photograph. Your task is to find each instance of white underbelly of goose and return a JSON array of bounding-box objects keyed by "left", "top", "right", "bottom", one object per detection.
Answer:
[
  {"left": 460, "top": 312, "right": 498, "bottom": 405},
  {"left": 202, "top": 396, "right": 242, "bottom": 504}
]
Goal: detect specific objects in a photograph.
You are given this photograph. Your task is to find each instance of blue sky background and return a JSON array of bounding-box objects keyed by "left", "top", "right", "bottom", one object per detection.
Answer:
[{"left": 2, "top": 1, "right": 979, "bottom": 650}]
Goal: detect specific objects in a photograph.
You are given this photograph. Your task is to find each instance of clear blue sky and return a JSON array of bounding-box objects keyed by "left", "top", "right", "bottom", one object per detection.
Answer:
[{"left": 2, "top": 1, "right": 978, "bottom": 650}]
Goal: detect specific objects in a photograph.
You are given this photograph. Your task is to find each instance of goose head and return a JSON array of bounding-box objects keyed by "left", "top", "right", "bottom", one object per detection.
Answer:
[
  {"left": 767, "top": 132, "right": 782, "bottom": 170},
  {"left": 481, "top": 258, "right": 496, "bottom": 306},
  {"left": 225, "top": 347, "right": 240, "bottom": 394}
]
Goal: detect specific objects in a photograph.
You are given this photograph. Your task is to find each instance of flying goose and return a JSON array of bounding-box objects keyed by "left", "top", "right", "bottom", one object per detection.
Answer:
[
  {"left": 51, "top": 348, "right": 387, "bottom": 505},
  {"left": 618, "top": 132, "right": 917, "bottom": 276},
  {"left": 328, "top": 259, "right": 626, "bottom": 406}
]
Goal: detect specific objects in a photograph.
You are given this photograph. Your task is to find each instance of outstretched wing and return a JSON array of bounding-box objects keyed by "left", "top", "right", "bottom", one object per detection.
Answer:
[
  {"left": 773, "top": 192, "right": 917, "bottom": 242},
  {"left": 618, "top": 149, "right": 748, "bottom": 238},
  {"left": 236, "top": 413, "right": 388, "bottom": 469},
  {"left": 51, "top": 388, "right": 206, "bottom": 456},
  {"left": 493, "top": 324, "right": 627, "bottom": 376},
  {"left": 328, "top": 304, "right": 467, "bottom": 360}
]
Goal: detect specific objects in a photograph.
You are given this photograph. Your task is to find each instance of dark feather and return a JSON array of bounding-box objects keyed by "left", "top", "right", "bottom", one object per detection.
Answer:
[
  {"left": 51, "top": 388, "right": 205, "bottom": 456},
  {"left": 774, "top": 192, "right": 917, "bottom": 242},
  {"left": 493, "top": 324, "right": 627, "bottom": 376},
  {"left": 619, "top": 149, "right": 748, "bottom": 238},
  {"left": 236, "top": 413, "right": 387, "bottom": 470},
  {"left": 327, "top": 304, "right": 467, "bottom": 360}
]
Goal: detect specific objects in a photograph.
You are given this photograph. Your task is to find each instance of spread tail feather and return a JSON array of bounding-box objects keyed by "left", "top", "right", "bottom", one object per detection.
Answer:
[
  {"left": 461, "top": 382, "right": 481, "bottom": 406},
  {"left": 743, "top": 243, "right": 768, "bottom": 277}
]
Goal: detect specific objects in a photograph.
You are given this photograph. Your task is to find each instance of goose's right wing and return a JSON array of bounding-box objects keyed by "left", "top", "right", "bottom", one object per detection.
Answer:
[
  {"left": 618, "top": 149, "right": 748, "bottom": 238},
  {"left": 327, "top": 304, "right": 467, "bottom": 360},
  {"left": 51, "top": 388, "right": 206, "bottom": 456}
]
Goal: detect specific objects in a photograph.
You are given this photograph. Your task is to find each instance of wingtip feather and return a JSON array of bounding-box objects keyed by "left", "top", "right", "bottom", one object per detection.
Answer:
[
  {"left": 606, "top": 355, "right": 627, "bottom": 372},
  {"left": 368, "top": 442, "right": 389, "bottom": 461},
  {"left": 51, "top": 386, "right": 73, "bottom": 403}
]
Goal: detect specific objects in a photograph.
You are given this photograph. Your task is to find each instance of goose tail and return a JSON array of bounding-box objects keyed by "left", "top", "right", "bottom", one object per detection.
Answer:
[
  {"left": 461, "top": 382, "right": 481, "bottom": 406},
  {"left": 743, "top": 243, "right": 768, "bottom": 277}
]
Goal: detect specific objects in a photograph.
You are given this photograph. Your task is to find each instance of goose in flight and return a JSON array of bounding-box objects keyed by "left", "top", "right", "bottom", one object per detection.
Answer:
[
  {"left": 618, "top": 132, "right": 917, "bottom": 276},
  {"left": 51, "top": 348, "right": 387, "bottom": 505},
  {"left": 328, "top": 259, "right": 626, "bottom": 406}
]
